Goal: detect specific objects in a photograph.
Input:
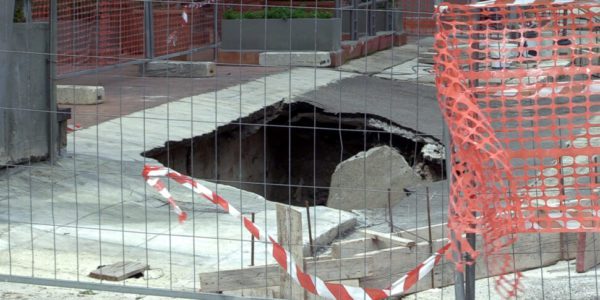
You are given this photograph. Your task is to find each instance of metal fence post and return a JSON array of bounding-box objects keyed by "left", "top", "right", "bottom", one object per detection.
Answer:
[
  {"left": 143, "top": 0, "right": 154, "bottom": 59},
  {"left": 445, "top": 126, "right": 466, "bottom": 300},
  {"left": 351, "top": 0, "right": 357, "bottom": 40},
  {"left": 48, "top": 0, "right": 58, "bottom": 164},
  {"left": 368, "top": 0, "right": 375, "bottom": 36},
  {"left": 385, "top": 0, "right": 393, "bottom": 32},
  {"left": 23, "top": 0, "right": 32, "bottom": 23},
  {"left": 463, "top": 2, "right": 478, "bottom": 299},
  {"left": 213, "top": 0, "right": 218, "bottom": 61}
]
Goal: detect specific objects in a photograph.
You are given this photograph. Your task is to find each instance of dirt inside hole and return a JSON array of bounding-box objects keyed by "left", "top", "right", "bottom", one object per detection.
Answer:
[{"left": 142, "top": 101, "right": 443, "bottom": 206}]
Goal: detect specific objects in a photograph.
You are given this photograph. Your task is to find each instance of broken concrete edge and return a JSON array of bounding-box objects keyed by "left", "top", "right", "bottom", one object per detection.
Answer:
[
  {"left": 141, "top": 100, "right": 443, "bottom": 162},
  {"left": 366, "top": 118, "right": 443, "bottom": 155},
  {"left": 139, "top": 61, "right": 216, "bottom": 78},
  {"left": 216, "top": 31, "right": 407, "bottom": 67},
  {"left": 56, "top": 85, "right": 105, "bottom": 105}
]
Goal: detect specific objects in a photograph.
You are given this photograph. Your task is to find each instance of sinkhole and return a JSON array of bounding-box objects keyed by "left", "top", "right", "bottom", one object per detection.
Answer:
[{"left": 142, "top": 101, "right": 444, "bottom": 207}]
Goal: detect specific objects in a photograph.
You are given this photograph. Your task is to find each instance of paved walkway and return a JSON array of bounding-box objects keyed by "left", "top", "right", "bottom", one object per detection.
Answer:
[
  {"left": 0, "top": 67, "right": 359, "bottom": 293},
  {"left": 58, "top": 65, "right": 286, "bottom": 129}
]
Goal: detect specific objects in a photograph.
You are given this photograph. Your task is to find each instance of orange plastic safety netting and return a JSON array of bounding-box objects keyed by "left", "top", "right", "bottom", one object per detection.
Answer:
[{"left": 434, "top": 0, "right": 599, "bottom": 297}]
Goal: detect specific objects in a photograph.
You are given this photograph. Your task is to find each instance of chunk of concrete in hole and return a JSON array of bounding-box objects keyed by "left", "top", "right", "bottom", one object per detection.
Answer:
[
  {"left": 259, "top": 51, "right": 331, "bottom": 67},
  {"left": 56, "top": 85, "right": 104, "bottom": 105},
  {"left": 140, "top": 61, "right": 216, "bottom": 78},
  {"left": 327, "top": 145, "right": 422, "bottom": 211}
]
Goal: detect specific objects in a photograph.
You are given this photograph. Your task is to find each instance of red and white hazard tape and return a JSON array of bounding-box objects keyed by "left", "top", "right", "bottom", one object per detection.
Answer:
[
  {"left": 67, "top": 123, "right": 82, "bottom": 132},
  {"left": 143, "top": 165, "right": 450, "bottom": 300}
]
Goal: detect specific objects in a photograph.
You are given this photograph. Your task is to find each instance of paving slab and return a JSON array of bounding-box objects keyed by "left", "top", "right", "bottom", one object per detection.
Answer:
[
  {"left": 57, "top": 65, "right": 287, "bottom": 129},
  {"left": 337, "top": 44, "right": 422, "bottom": 74},
  {"left": 294, "top": 75, "right": 444, "bottom": 141}
]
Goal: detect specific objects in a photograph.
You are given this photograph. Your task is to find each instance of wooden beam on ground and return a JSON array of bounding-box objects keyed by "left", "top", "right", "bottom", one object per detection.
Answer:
[
  {"left": 198, "top": 256, "right": 375, "bottom": 292},
  {"left": 88, "top": 261, "right": 148, "bottom": 281},
  {"left": 331, "top": 237, "right": 377, "bottom": 259},
  {"left": 576, "top": 232, "right": 600, "bottom": 273},
  {"left": 362, "top": 229, "right": 416, "bottom": 248},
  {"left": 357, "top": 230, "right": 571, "bottom": 295},
  {"left": 397, "top": 223, "right": 447, "bottom": 241},
  {"left": 561, "top": 232, "right": 579, "bottom": 260},
  {"left": 277, "top": 203, "right": 307, "bottom": 300}
]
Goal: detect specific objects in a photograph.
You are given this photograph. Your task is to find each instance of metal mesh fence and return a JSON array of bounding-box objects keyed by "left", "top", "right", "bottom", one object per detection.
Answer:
[
  {"left": 1, "top": 0, "right": 599, "bottom": 299},
  {"left": 30, "top": 0, "right": 217, "bottom": 76}
]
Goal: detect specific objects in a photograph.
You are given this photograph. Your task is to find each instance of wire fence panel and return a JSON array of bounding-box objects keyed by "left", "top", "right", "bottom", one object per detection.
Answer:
[
  {"left": 30, "top": 0, "right": 217, "bottom": 76},
  {"left": 1, "top": 0, "right": 599, "bottom": 299}
]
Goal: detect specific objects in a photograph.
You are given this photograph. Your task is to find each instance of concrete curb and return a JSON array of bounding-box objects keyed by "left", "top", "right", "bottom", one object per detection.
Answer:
[
  {"left": 56, "top": 85, "right": 104, "bottom": 105},
  {"left": 217, "top": 31, "right": 408, "bottom": 67},
  {"left": 139, "top": 61, "right": 216, "bottom": 78},
  {"left": 259, "top": 51, "right": 332, "bottom": 67}
]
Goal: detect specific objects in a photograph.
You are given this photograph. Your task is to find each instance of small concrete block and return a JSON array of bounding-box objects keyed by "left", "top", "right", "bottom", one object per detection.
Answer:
[
  {"left": 140, "top": 61, "right": 216, "bottom": 78},
  {"left": 259, "top": 51, "right": 331, "bottom": 67},
  {"left": 329, "top": 50, "right": 344, "bottom": 67},
  {"left": 376, "top": 31, "right": 394, "bottom": 51},
  {"left": 217, "top": 50, "right": 260, "bottom": 65},
  {"left": 341, "top": 40, "right": 363, "bottom": 61},
  {"left": 359, "top": 36, "right": 379, "bottom": 55},
  {"left": 56, "top": 85, "right": 104, "bottom": 105},
  {"left": 394, "top": 32, "right": 408, "bottom": 46}
]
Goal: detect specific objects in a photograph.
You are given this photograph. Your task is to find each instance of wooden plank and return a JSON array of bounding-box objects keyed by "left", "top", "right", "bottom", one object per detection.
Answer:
[
  {"left": 358, "top": 231, "right": 567, "bottom": 295},
  {"left": 200, "top": 265, "right": 279, "bottom": 292},
  {"left": 358, "top": 238, "right": 448, "bottom": 293},
  {"left": 561, "top": 232, "right": 579, "bottom": 260},
  {"left": 88, "top": 261, "right": 148, "bottom": 281},
  {"left": 331, "top": 238, "right": 377, "bottom": 259},
  {"left": 362, "top": 229, "right": 416, "bottom": 248},
  {"left": 199, "top": 256, "right": 375, "bottom": 292},
  {"left": 576, "top": 232, "right": 600, "bottom": 273},
  {"left": 397, "top": 223, "right": 447, "bottom": 241},
  {"left": 276, "top": 204, "right": 307, "bottom": 300},
  {"left": 304, "top": 256, "right": 375, "bottom": 283},
  {"left": 358, "top": 239, "right": 449, "bottom": 278}
]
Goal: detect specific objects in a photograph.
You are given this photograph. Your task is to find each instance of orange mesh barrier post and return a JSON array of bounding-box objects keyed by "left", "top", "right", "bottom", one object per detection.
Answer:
[{"left": 434, "top": 0, "right": 599, "bottom": 297}]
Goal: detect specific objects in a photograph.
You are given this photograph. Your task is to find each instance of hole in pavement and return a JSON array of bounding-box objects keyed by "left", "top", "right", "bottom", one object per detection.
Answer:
[{"left": 142, "top": 101, "right": 443, "bottom": 206}]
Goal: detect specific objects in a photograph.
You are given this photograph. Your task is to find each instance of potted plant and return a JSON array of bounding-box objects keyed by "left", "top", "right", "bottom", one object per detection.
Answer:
[{"left": 220, "top": 7, "right": 341, "bottom": 51}]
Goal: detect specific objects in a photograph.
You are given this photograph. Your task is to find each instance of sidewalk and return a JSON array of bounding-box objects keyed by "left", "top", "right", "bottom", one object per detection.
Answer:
[
  {"left": 58, "top": 65, "right": 286, "bottom": 129},
  {"left": 0, "top": 67, "right": 359, "bottom": 294}
]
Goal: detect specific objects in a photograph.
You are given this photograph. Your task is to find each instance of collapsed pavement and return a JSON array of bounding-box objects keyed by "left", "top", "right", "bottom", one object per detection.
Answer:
[{"left": 143, "top": 100, "right": 444, "bottom": 208}]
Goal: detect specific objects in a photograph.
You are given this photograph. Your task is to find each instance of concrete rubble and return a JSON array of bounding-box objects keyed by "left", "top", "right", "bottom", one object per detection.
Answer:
[{"left": 327, "top": 145, "right": 423, "bottom": 211}]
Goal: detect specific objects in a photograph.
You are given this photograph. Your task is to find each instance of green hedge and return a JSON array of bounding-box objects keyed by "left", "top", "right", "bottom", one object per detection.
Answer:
[
  {"left": 223, "top": 7, "right": 332, "bottom": 20},
  {"left": 13, "top": 0, "right": 26, "bottom": 23}
]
